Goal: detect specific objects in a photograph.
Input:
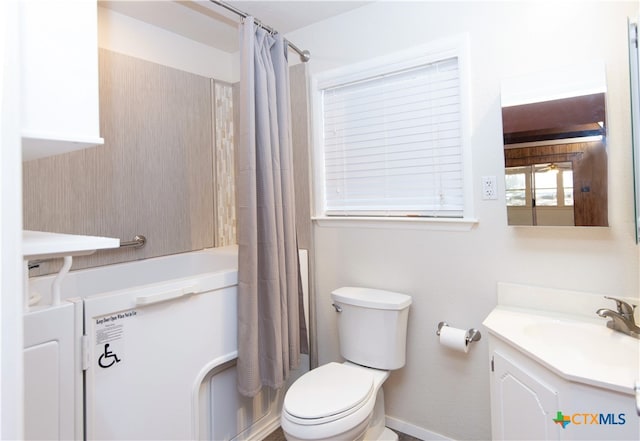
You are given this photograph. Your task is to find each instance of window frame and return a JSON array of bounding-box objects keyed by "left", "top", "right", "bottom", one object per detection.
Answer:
[
  {"left": 310, "top": 35, "right": 477, "bottom": 231},
  {"left": 505, "top": 163, "right": 575, "bottom": 209}
]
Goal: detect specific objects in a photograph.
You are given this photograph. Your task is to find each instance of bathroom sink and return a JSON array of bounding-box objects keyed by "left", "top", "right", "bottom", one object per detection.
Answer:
[
  {"left": 522, "top": 320, "right": 639, "bottom": 368},
  {"left": 483, "top": 307, "right": 640, "bottom": 394}
]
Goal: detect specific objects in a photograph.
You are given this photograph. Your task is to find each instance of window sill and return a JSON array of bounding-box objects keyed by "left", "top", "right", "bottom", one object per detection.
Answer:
[{"left": 312, "top": 216, "right": 479, "bottom": 231}]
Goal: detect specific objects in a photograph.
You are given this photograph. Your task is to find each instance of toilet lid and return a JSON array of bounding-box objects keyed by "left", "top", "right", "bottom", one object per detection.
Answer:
[{"left": 283, "top": 362, "right": 374, "bottom": 420}]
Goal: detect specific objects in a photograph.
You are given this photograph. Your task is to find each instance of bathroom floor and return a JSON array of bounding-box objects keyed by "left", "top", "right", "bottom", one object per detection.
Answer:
[{"left": 263, "top": 427, "right": 423, "bottom": 441}]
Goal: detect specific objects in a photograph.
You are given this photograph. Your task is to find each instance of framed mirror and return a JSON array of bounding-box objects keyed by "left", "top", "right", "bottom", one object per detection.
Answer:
[{"left": 501, "top": 61, "right": 608, "bottom": 226}]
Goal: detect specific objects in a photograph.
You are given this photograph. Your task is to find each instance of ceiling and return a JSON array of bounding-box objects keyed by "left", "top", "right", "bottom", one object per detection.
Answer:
[
  {"left": 502, "top": 93, "right": 606, "bottom": 145},
  {"left": 100, "top": 1, "right": 371, "bottom": 53}
]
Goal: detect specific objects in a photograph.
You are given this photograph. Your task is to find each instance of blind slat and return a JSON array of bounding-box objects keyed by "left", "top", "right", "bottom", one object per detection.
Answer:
[{"left": 322, "top": 55, "right": 465, "bottom": 216}]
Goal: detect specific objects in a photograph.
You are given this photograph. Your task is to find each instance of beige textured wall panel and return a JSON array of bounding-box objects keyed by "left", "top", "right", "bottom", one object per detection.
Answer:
[
  {"left": 23, "top": 49, "right": 214, "bottom": 273},
  {"left": 289, "top": 62, "right": 315, "bottom": 367},
  {"left": 290, "top": 63, "right": 311, "bottom": 251},
  {"left": 214, "top": 81, "right": 237, "bottom": 246},
  {"left": 24, "top": 50, "right": 309, "bottom": 276}
]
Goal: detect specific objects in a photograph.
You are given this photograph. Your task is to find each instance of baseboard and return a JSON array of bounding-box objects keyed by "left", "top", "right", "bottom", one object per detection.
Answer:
[
  {"left": 385, "top": 416, "right": 453, "bottom": 441},
  {"left": 242, "top": 413, "right": 281, "bottom": 441},
  {"left": 251, "top": 413, "right": 450, "bottom": 441}
]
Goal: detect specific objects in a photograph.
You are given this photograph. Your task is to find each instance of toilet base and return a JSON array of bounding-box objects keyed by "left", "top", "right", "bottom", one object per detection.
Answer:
[
  {"left": 377, "top": 427, "right": 399, "bottom": 441},
  {"left": 360, "top": 388, "right": 397, "bottom": 441}
]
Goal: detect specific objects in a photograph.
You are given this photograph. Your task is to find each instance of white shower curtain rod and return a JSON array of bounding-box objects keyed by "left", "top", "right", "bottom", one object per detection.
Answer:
[{"left": 209, "top": 0, "right": 311, "bottom": 62}]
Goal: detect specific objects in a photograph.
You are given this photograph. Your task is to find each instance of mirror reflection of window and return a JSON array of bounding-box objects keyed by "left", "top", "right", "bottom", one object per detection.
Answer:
[
  {"left": 533, "top": 162, "right": 573, "bottom": 207},
  {"left": 505, "top": 168, "right": 527, "bottom": 207},
  {"left": 505, "top": 166, "right": 533, "bottom": 225},
  {"left": 501, "top": 61, "right": 607, "bottom": 227},
  {"left": 562, "top": 170, "right": 574, "bottom": 206},
  {"left": 505, "top": 162, "right": 575, "bottom": 226},
  {"left": 534, "top": 166, "right": 559, "bottom": 206}
]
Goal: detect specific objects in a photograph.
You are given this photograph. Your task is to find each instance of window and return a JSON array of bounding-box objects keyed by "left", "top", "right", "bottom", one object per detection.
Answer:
[
  {"left": 505, "top": 163, "right": 575, "bottom": 226},
  {"left": 313, "top": 37, "right": 473, "bottom": 225},
  {"left": 505, "top": 168, "right": 528, "bottom": 207},
  {"left": 505, "top": 163, "right": 574, "bottom": 208},
  {"left": 533, "top": 165, "right": 573, "bottom": 207}
]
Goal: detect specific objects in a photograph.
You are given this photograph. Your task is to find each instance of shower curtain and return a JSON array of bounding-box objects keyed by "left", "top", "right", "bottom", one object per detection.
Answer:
[{"left": 236, "top": 17, "right": 307, "bottom": 398}]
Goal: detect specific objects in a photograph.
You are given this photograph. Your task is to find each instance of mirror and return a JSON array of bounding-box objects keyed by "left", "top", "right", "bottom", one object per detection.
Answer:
[
  {"left": 501, "top": 61, "right": 608, "bottom": 226},
  {"left": 628, "top": 19, "right": 640, "bottom": 242}
]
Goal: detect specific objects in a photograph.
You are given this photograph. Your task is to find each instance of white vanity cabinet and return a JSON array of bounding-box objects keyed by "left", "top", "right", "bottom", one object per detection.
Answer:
[
  {"left": 490, "top": 346, "right": 560, "bottom": 440},
  {"left": 485, "top": 305, "right": 639, "bottom": 441},
  {"left": 489, "top": 337, "right": 639, "bottom": 440},
  {"left": 20, "top": 0, "right": 103, "bottom": 161}
]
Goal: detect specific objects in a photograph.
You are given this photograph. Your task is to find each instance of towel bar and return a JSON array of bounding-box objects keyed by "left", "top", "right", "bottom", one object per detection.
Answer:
[{"left": 120, "top": 235, "right": 146, "bottom": 249}]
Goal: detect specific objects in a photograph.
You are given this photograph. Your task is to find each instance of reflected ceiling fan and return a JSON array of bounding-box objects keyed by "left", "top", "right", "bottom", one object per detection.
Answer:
[{"left": 535, "top": 162, "right": 572, "bottom": 173}]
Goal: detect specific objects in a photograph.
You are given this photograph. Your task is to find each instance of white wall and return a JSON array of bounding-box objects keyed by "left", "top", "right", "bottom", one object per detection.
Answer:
[
  {"left": 0, "top": 1, "right": 24, "bottom": 438},
  {"left": 97, "top": 7, "right": 238, "bottom": 81},
  {"left": 286, "top": 2, "right": 639, "bottom": 439}
]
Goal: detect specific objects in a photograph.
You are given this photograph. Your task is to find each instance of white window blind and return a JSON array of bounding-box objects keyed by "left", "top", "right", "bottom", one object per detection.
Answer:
[{"left": 321, "top": 57, "right": 464, "bottom": 217}]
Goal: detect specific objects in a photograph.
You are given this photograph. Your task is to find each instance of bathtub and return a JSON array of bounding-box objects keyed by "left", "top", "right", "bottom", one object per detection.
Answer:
[
  {"left": 27, "top": 245, "right": 239, "bottom": 307},
  {"left": 25, "top": 245, "right": 305, "bottom": 440}
]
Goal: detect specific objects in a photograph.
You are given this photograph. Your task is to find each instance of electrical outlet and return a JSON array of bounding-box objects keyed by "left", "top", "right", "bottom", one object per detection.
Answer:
[{"left": 481, "top": 176, "right": 498, "bottom": 200}]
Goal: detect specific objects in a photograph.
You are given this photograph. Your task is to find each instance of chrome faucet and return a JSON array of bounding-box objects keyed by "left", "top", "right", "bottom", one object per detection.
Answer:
[{"left": 596, "top": 296, "right": 640, "bottom": 339}]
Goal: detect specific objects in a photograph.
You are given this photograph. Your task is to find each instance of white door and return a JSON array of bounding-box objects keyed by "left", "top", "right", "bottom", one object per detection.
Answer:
[
  {"left": 491, "top": 350, "right": 560, "bottom": 440},
  {"left": 83, "top": 283, "right": 237, "bottom": 440}
]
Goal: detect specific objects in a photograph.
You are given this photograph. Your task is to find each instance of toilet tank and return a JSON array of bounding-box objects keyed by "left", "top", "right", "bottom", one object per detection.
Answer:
[{"left": 331, "top": 287, "right": 412, "bottom": 370}]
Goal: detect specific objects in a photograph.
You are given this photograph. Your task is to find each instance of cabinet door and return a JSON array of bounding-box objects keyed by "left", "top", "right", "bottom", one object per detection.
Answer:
[
  {"left": 23, "top": 303, "right": 78, "bottom": 440},
  {"left": 24, "top": 342, "right": 59, "bottom": 439},
  {"left": 20, "top": 0, "right": 103, "bottom": 160},
  {"left": 491, "top": 350, "right": 560, "bottom": 440}
]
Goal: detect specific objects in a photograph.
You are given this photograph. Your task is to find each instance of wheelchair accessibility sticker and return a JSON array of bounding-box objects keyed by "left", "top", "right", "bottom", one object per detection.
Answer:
[
  {"left": 95, "top": 310, "right": 137, "bottom": 369},
  {"left": 99, "top": 343, "right": 121, "bottom": 368}
]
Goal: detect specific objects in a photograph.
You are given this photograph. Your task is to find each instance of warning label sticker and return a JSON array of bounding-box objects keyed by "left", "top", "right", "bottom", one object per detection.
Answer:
[{"left": 95, "top": 310, "right": 137, "bottom": 369}]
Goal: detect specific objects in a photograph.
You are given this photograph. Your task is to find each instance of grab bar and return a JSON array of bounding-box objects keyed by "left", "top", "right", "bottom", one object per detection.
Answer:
[{"left": 120, "top": 235, "right": 146, "bottom": 249}]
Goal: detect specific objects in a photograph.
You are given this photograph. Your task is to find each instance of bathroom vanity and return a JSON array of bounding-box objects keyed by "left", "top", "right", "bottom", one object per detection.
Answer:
[{"left": 484, "top": 283, "right": 639, "bottom": 440}]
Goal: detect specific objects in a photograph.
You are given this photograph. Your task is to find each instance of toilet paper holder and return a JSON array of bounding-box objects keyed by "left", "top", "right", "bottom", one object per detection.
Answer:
[{"left": 436, "top": 321, "right": 482, "bottom": 345}]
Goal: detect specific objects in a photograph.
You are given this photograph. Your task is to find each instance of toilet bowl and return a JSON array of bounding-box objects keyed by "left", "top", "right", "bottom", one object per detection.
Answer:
[
  {"left": 281, "top": 287, "right": 411, "bottom": 441},
  {"left": 281, "top": 362, "right": 389, "bottom": 441}
]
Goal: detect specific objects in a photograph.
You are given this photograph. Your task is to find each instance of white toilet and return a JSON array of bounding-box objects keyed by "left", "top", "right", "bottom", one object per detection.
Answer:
[{"left": 281, "top": 286, "right": 412, "bottom": 441}]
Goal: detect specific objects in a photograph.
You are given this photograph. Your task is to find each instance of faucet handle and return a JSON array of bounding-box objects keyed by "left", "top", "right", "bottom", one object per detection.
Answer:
[{"left": 604, "top": 296, "right": 637, "bottom": 317}]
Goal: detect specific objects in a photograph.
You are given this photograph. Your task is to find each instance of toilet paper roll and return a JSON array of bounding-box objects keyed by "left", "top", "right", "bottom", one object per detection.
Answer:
[{"left": 439, "top": 326, "right": 469, "bottom": 353}]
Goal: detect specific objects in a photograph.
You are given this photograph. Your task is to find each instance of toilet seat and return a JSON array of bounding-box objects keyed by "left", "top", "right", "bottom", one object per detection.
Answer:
[{"left": 283, "top": 362, "right": 375, "bottom": 425}]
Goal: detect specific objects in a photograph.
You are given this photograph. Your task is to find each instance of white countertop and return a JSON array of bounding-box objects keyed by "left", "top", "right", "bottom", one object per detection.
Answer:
[
  {"left": 483, "top": 306, "right": 639, "bottom": 395},
  {"left": 23, "top": 230, "right": 120, "bottom": 260}
]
